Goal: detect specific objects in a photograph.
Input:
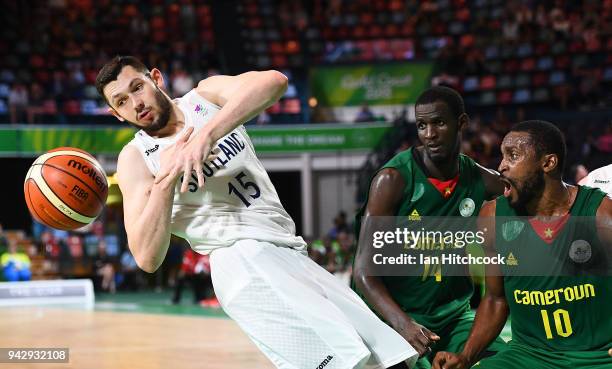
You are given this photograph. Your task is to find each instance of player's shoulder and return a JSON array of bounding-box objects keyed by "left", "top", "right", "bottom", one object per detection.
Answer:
[
  {"left": 118, "top": 142, "right": 141, "bottom": 162},
  {"left": 117, "top": 144, "right": 148, "bottom": 178},
  {"left": 384, "top": 147, "right": 414, "bottom": 169}
]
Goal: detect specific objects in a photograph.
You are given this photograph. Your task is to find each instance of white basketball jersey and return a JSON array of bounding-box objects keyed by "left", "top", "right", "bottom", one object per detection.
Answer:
[
  {"left": 581, "top": 164, "right": 612, "bottom": 195},
  {"left": 127, "top": 89, "right": 306, "bottom": 254}
]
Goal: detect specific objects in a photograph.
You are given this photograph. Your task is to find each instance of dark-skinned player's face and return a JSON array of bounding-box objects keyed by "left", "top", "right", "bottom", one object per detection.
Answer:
[
  {"left": 415, "top": 101, "right": 463, "bottom": 163},
  {"left": 498, "top": 131, "right": 545, "bottom": 210},
  {"left": 102, "top": 66, "right": 171, "bottom": 134}
]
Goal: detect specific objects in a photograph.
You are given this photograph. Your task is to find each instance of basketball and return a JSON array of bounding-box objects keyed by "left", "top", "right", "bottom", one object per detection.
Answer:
[{"left": 24, "top": 147, "right": 108, "bottom": 231}]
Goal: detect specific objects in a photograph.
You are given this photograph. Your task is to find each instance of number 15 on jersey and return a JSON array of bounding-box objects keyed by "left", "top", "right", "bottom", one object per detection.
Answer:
[{"left": 228, "top": 171, "right": 261, "bottom": 207}]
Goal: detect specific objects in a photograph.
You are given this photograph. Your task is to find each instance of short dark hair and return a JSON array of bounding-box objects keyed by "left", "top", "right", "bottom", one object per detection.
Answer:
[
  {"left": 510, "top": 120, "right": 566, "bottom": 175},
  {"left": 415, "top": 86, "right": 465, "bottom": 118},
  {"left": 95, "top": 55, "right": 149, "bottom": 105}
]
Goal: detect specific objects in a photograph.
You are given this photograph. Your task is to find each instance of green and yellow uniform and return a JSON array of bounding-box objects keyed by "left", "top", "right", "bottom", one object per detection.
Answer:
[
  {"left": 474, "top": 186, "right": 612, "bottom": 369},
  {"left": 355, "top": 148, "right": 506, "bottom": 369}
]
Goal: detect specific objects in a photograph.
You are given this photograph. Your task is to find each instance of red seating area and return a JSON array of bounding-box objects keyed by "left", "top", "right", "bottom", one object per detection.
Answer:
[
  {"left": 0, "top": 0, "right": 216, "bottom": 121},
  {"left": 237, "top": 0, "right": 612, "bottom": 108},
  {"left": 0, "top": 0, "right": 611, "bottom": 122}
]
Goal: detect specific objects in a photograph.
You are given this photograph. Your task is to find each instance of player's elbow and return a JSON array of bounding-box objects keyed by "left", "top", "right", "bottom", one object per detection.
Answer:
[
  {"left": 266, "top": 70, "right": 288, "bottom": 95},
  {"left": 352, "top": 268, "right": 369, "bottom": 294},
  {"left": 134, "top": 254, "right": 161, "bottom": 274},
  {"left": 269, "top": 70, "right": 288, "bottom": 87}
]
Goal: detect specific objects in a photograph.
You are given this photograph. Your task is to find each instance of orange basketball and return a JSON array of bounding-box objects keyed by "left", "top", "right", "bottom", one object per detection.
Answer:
[{"left": 24, "top": 147, "right": 109, "bottom": 230}]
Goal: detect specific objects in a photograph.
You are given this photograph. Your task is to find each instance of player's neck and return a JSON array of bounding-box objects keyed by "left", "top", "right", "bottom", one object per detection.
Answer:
[
  {"left": 151, "top": 104, "right": 186, "bottom": 138},
  {"left": 526, "top": 181, "right": 575, "bottom": 217},
  {"left": 422, "top": 152, "right": 459, "bottom": 180}
]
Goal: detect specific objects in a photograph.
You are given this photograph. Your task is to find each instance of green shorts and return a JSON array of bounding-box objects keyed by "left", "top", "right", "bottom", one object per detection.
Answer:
[
  {"left": 414, "top": 310, "right": 507, "bottom": 369},
  {"left": 473, "top": 341, "right": 612, "bottom": 369}
]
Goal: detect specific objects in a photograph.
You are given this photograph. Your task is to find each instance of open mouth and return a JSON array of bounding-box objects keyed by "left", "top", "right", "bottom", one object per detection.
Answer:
[
  {"left": 500, "top": 177, "right": 513, "bottom": 198},
  {"left": 427, "top": 144, "right": 442, "bottom": 153},
  {"left": 138, "top": 109, "right": 151, "bottom": 120}
]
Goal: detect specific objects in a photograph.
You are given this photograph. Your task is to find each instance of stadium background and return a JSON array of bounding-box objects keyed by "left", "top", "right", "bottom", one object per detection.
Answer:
[{"left": 0, "top": 0, "right": 610, "bottom": 362}]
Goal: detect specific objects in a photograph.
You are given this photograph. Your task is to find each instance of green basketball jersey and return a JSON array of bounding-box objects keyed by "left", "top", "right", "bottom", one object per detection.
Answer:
[
  {"left": 356, "top": 148, "right": 488, "bottom": 331},
  {"left": 495, "top": 186, "right": 611, "bottom": 351}
]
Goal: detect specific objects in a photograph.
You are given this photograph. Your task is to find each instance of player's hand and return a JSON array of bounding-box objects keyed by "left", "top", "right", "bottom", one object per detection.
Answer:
[
  {"left": 155, "top": 126, "right": 195, "bottom": 187},
  {"left": 394, "top": 318, "right": 440, "bottom": 358},
  {"left": 432, "top": 352, "right": 470, "bottom": 369},
  {"left": 177, "top": 128, "right": 215, "bottom": 193}
]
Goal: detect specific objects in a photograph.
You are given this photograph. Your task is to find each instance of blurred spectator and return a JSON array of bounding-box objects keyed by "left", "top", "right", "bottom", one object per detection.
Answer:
[
  {"left": 1, "top": 239, "right": 31, "bottom": 282},
  {"left": 597, "top": 125, "right": 612, "bottom": 153},
  {"left": 40, "top": 230, "right": 61, "bottom": 259},
  {"left": 172, "top": 249, "right": 216, "bottom": 306},
  {"left": 256, "top": 111, "right": 271, "bottom": 125},
  {"left": 119, "top": 248, "right": 145, "bottom": 291},
  {"left": 331, "top": 231, "right": 355, "bottom": 284},
  {"left": 327, "top": 211, "right": 349, "bottom": 239},
  {"left": 8, "top": 83, "right": 28, "bottom": 123},
  {"left": 569, "top": 164, "right": 590, "bottom": 185},
  {"left": 355, "top": 104, "right": 375, "bottom": 123},
  {"left": 26, "top": 83, "right": 46, "bottom": 124},
  {"left": 93, "top": 239, "right": 116, "bottom": 293},
  {"left": 171, "top": 67, "right": 194, "bottom": 97},
  {"left": 0, "top": 224, "right": 7, "bottom": 255}
]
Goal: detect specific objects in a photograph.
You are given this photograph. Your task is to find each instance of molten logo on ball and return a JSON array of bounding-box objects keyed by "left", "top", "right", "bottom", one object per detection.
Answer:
[{"left": 67, "top": 159, "right": 107, "bottom": 191}]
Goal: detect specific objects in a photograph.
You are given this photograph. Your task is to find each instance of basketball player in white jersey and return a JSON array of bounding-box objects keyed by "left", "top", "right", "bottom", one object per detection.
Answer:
[
  {"left": 95, "top": 56, "right": 418, "bottom": 369},
  {"left": 579, "top": 164, "right": 612, "bottom": 195}
]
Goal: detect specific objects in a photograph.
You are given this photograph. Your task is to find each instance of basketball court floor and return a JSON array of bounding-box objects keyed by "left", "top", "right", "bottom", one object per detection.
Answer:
[
  {"left": 2, "top": 291, "right": 512, "bottom": 369},
  {"left": 1, "top": 291, "right": 273, "bottom": 369}
]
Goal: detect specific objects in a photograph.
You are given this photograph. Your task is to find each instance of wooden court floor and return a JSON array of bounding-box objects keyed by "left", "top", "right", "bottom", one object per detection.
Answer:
[{"left": 0, "top": 307, "right": 274, "bottom": 369}]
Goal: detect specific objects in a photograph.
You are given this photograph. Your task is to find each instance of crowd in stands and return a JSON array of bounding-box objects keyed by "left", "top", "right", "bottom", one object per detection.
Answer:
[
  {"left": 1, "top": 1, "right": 610, "bottom": 124},
  {"left": 0, "top": 207, "right": 358, "bottom": 298}
]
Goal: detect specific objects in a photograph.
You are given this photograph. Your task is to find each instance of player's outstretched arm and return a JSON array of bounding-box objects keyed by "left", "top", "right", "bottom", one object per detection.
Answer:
[
  {"left": 118, "top": 127, "right": 195, "bottom": 273},
  {"left": 353, "top": 168, "right": 440, "bottom": 357},
  {"left": 433, "top": 200, "right": 509, "bottom": 369},
  {"left": 155, "top": 70, "right": 288, "bottom": 193}
]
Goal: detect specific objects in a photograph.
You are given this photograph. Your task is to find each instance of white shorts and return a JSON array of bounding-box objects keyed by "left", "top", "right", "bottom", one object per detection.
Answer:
[{"left": 209, "top": 240, "right": 418, "bottom": 369}]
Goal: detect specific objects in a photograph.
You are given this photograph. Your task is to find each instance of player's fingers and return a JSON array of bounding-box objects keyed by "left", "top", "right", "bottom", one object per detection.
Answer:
[
  {"left": 194, "top": 160, "right": 205, "bottom": 188},
  {"left": 207, "top": 147, "right": 220, "bottom": 161},
  {"left": 422, "top": 327, "right": 441, "bottom": 341},
  {"left": 431, "top": 352, "right": 447, "bottom": 369},
  {"left": 417, "top": 329, "right": 435, "bottom": 347},
  {"left": 180, "top": 161, "right": 192, "bottom": 193}
]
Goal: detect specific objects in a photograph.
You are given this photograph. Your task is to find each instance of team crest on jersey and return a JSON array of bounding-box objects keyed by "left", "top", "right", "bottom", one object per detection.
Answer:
[
  {"left": 459, "top": 198, "right": 475, "bottom": 217},
  {"left": 194, "top": 104, "right": 208, "bottom": 117},
  {"left": 569, "top": 240, "right": 591, "bottom": 263},
  {"left": 411, "top": 183, "right": 425, "bottom": 202},
  {"left": 501, "top": 220, "right": 525, "bottom": 241}
]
